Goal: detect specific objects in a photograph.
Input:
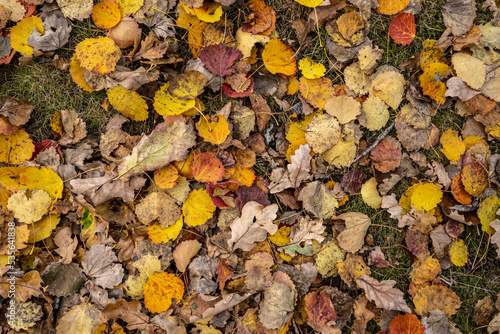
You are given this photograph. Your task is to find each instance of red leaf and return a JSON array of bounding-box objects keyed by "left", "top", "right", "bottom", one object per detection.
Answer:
[
  {"left": 199, "top": 44, "right": 243, "bottom": 77},
  {"left": 304, "top": 290, "right": 337, "bottom": 327},
  {"left": 389, "top": 314, "right": 425, "bottom": 334},
  {"left": 222, "top": 78, "right": 254, "bottom": 98},
  {"left": 389, "top": 13, "right": 416, "bottom": 45}
]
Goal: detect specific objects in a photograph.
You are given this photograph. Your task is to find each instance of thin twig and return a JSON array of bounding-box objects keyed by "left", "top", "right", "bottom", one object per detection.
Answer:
[{"left": 353, "top": 121, "right": 395, "bottom": 163}]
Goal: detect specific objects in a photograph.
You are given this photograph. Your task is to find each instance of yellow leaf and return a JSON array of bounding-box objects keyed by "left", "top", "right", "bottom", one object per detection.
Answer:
[
  {"left": 169, "top": 71, "right": 207, "bottom": 100},
  {"left": 294, "top": 0, "right": 323, "bottom": 7},
  {"left": 124, "top": 254, "right": 162, "bottom": 299},
  {"left": 107, "top": 86, "right": 148, "bottom": 121},
  {"left": 268, "top": 225, "right": 291, "bottom": 246},
  {"left": 116, "top": 0, "right": 143, "bottom": 16},
  {"left": 19, "top": 166, "right": 64, "bottom": 201},
  {"left": 69, "top": 54, "right": 94, "bottom": 93},
  {"left": 409, "top": 257, "right": 440, "bottom": 284},
  {"left": 325, "top": 95, "right": 361, "bottom": 124},
  {"left": 440, "top": 129, "right": 465, "bottom": 162},
  {"left": 449, "top": 239, "right": 467, "bottom": 266},
  {"left": 182, "top": 188, "right": 216, "bottom": 226},
  {"left": 477, "top": 196, "right": 500, "bottom": 234},
  {"left": 452, "top": 52, "right": 485, "bottom": 90},
  {"left": 287, "top": 76, "right": 299, "bottom": 95},
  {"left": 56, "top": 0, "right": 93, "bottom": 20},
  {"left": 411, "top": 182, "right": 443, "bottom": 211},
  {"left": 377, "top": 0, "right": 410, "bottom": 15},
  {"left": 180, "top": 0, "right": 223, "bottom": 23},
  {"left": 0, "top": 167, "right": 28, "bottom": 191},
  {"left": 176, "top": 12, "right": 198, "bottom": 30},
  {"left": 148, "top": 217, "right": 183, "bottom": 243},
  {"left": 196, "top": 114, "right": 230, "bottom": 145},
  {"left": 228, "top": 164, "right": 255, "bottom": 190},
  {"left": 369, "top": 70, "right": 406, "bottom": 110},
  {"left": 298, "top": 77, "right": 334, "bottom": 109},
  {"left": 92, "top": 0, "right": 121, "bottom": 29},
  {"left": 419, "top": 62, "right": 453, "bottom": 88},
  {"left": 315, "top": 240, "right": 345, "bottom": 276},
  {"left": 188, "top": 21, "right": 208, "bottom": 58},
  {"left": 154, "top": 82, "right": 196, "bottom": 116},
  {"left": 173, "top": 152, "right": 194, "bottom": 179},
  {"left": 235, "top": 28, "right": 270, "bottom": 58},
  {"left": 262, "top": 38, "right": 297, "bottom": 77},
  {"left": 7, "top": 190, "right": 52, "bottom": 224},
  {"left": 423, "top": 81, "right": 447, "bottom": 105},
  {"left": 143, "top": 272, "right": 184, "bottom": 313},
  {"left": 337, "top": 12, "right": 365, "bottom": 41},
  {"left": 154, "top": 164, "right": 179, "bottom": 189},
  {"left": 322, "top": 139, "right": 357, "bottom": 168},
  {"left": 75, "top": 37, "right": 121, "bottom": 75},
  {"left": 285, "top": 112, "right": 318, "bottom": 161},
  {"left": 305, "top": 114, "right": 341, "bottom": 154},
  {"left": 362, "top": 96, "right": 389, "bottom": 131},
  {"left": 413, "top": 285, "right": 460, "bottom": 317},
  {"left": 338, "top": 253, "right": 370, "bottom": 285},
  {"left": 298, "top": 58, "right": 325, "bottom": 79},
  {"left": 10, "top": 16, "right": 44, "bottom": 56},
  {"left": 420, "top": 39, "right": 447, "bottom": 69},
  {"left": 0, "top": 129, "right": 34, "bottom": 164},
  {"left": 361, "top": 177, "right": 382, "bottom": 209},
  {"left": 28, "top": 214, "right": 60, "bottom": 243}
]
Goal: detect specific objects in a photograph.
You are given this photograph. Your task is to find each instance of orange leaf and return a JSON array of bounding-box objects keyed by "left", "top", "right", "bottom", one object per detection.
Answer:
[
  {"left": 154, "top": 164, "right": 179, "bottom": 189},
  {"left": 299, "top": 77, "right": 335, "bottom": 109},
  {"left": 423, "top": 81, "right": 447, "bottom": 105},
  {"left": 241, "top": 0, "right": 276, "bottom": 36},
  {"left": 389, "top": 314, "right": 425, "bottom": 334},
  {"left": 377, "top": 0, "right": 410, "bottom": 15},
  {"left": 451, "top": 174, "right": 472, "bottom": 205},
  {"left": 389, "top": 13, "right": 416, "bottom": 45},
  {"left": 262, "top": 38, "right": 297, "bottom": 77},
  {"left": 461, "top": 161, "right": 488, "bottom": 197},
  {"left": 228, "top": 164, "right": 255, "bottom": 190},
  {"left": 191, "top": 152, "right": 224, "bottom": 183},
  {"left": 370, "top": 137, "right": 401, "bottom": 173},
  {"left": 92, "top": 0, "right": 121, "bottom": 29},
  {"left": 143, "top": 272, "right": 184, "bottom": 313}
]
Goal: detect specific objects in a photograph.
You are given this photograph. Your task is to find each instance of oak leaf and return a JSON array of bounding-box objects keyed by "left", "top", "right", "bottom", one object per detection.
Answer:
[
  {"left": 118, "top": 120, "right": 196, "bottom": 178},
  {"left": 143, "top": 272, "right": 184, "bottom": 313},
  {"left": 287, "top": 144, "right": 311, "bottom": 187},
  {"left": 53, "top": 226, "right": 77, "bottom": 264},
  {"left": 227, "top": 201, "right": 278, "bottom": 251},
  {"left": 356, "top": 275, "right": 411, "bottom": 313},
  {"left": 389, "top": 13, "right": 416, "bottom": 45}
]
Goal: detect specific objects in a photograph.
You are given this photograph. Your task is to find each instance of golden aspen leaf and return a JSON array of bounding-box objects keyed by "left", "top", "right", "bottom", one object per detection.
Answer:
[
  {"left": 413, "top": 285, "right": 461, "bottom": 317},
  {"left": 0, "top": 167, "right": 28, "bottom": 191},
  {"left": 423, "top": 81, "right": 447, "bottom": 105},
  {"left": 361, "top": 177, "right": 382, "bottom": 209},
  {"left": 228, "top": 164, "right": 255, "bottom": 190},
  {"left": 176, "top": 12, "right": 198, "bottom": 30},
  {"left": 10, "top": 16, "right": 43, "bottom": 56},
  {"left": 154, "top": 164, "right": 179, "bottom": 189},
  {"left": 461, "top": 161, "right": 488, "bottom": 197},
  {"left": 477, "top": 196, "right": 500, "bottom": 234},
  {"left": 452, "top": 52, "right": 486, "bottom": 90},
  {"left": 69, "top": 55, "right": 94, "bottom": 93},
  {"left": 294, "top": 0, "right": 323, "bottom": 7},
  {"left": 268, "top": 225, "right": 290, "bottom": 246},
  {"left": 182, "top": 188, "right": 216, "bottom": 226},
  {"left": 399, "top": 183, "right": 418, "bottom": 212},
  {"left": 188, "top": 21, "right": 208, "bottom": 57},
  {"left": 377, "top": 0, "right": 410, "bottom": 16},
  {"left": 28, "top": 214, "right": 60, "bottom": 243},
  {"left": 107, "top": 86, "right": 148, "bottom": 121},
  {"left": 287, "top": 76, "right": 299, "bottom": 95},
  {"left": 411, "top": 183, "right": 442, "bottom": 211},
  {"left": 409, "top": 257, "right": 440, "bottom": 284},
  {"left": 337, "top": 12, "right": 365, "bottom": 41},
  {"left": 193, "top": 2, "right": 223, "bottom": 23},
  {"left": 262, "top": 38, "right": 297, "bottom": 77},
  {"left": 169, "top": 71, "right": 207, "bottom": 100},
  {"left": 148, "top": 217, "right": 183, "bottom": 243},
  {"left": 440, "top": 129, "right": 465, "bottom": 162},
  {"left": 7, "top": 190, "right": 52, "bottom": 224},
  {"left": 338, "top": 253, "right": 370, "bottom": 285},
  {"left": 322, "top": 139, "right": 357, "bottom": 168},
  {"left": 369, "top": 70, "right": 405, "bottom": 110},
  {"left": 420, "top": 62, "right": 453, "bottom": 88},
  {"left": 191, "top": 152, "right": 224, "bottom": 183},
  {"left": 235, "top": 28, "right": 270, "bottom": 58},
  {"left": 154, "top": 83, "right": 196, "bottom": 116},
  {"left": 298, "top": 58, "right": 325, "bottom": 79},
  {"left": 305, "top": 114, "right": 341, "bottom": 154},
  {"left": 143, "top": 272, "right": 184, "bottom": 313},
  {"left": 0, "top": 129, "right": 34, "bottom": 164},
  {"left": 92, "top": 0, "right": 121, "bottom": 29},
  {"left": 135, "top": 192, "right": 180, "bottom": 228},
  {"left": 449, "top": 239, "right": 467, "bottom": 266},
  {"left": 420, "top": 39, "right": 447, "bottom": 69},
  {"left": 116, "top": 0, "right": 143, "bottom": 16},
  {"left": 299, "top": 77, "right": 334, "bottom": 109},
  {"left": 75, "top": 37, "right": 121, "bottom": 75},
  {"left": 19, "top": 166, "right": 64, "bottom": 201},
  {"left": 173, "top": 151, "right": 194, "bottom": 179},
  {"left": 196, "top": 114, "right": 230, "bottom": 145},
  {"left": 56, "top": 0, "right": 93, "bottom": 20},
  {"left": 363, "top": 96, "right": 389, "bottom": 131}
]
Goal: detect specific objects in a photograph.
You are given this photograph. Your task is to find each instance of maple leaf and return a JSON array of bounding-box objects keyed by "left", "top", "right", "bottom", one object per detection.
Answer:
[
  {"left": 356, "top": 275, "right": 411, "bottom": 313},
  {"left": 288, "top": 144, "right": 312, "bottom": 187},
  {"left": 143, "top": 272, "right": 184, "bottom": 313},
  {"left": 199, "top": 43, "right": 242, "bottom": 77},
  {"left": 118, "top": 120, "right": 196, "bottom": 179},
  {"left": 389, "top": 13, "right": 416, "bottom": 45},
  {"left": 227, "top": 201, "right": 278, "bottom": 252}
]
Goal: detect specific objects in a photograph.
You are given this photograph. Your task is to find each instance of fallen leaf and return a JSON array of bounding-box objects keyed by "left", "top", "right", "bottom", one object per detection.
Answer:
[
  {"left": 258, "top": 282, "right": 295, "bottom": 330},
  {"left": 315, "top": 240, "right": 345, "bottom": 276},
  {"left": 304, "top": 290, "right": 337, "bottom": 327},
  {"left": 305, "top": 114, "right": 341, "bottom": 154},
  {"left": 191, "top": 152, "right": 224, "bottom": 183},
  {"left": 452, "top": 52, "right": 486, "bottom": 90},
  {"left": 8, "top": 301, "right": 43, "bottom": 332},
  {"left": 370, "top": 137, "right": 402, "bottom": 173},
  {"left": 102, "top": 299, "right": 150, "bottom": 330},
  {"left": 298, "top": 181, "right": 338, "bottom": 219},
  {"left": 136, "top": 192, "right": 180, "bottom": 228},
  {"left": 389, "top": 13, "right": 416, "bottom": 45},
  {"left": 199, "top": 43, "right": 242, "bottom": 76},
  {"left": 262, "top": 38, "right": 297, "bottom": 76},
  {"left": 356, "top": 275, "right": 411, "bottom": 313},
  {"left": 174, "top": 239, "right": 202, "bottom": 272},
  {"left": 441, "top": 0, "right": 476, "bottom": 36},
  {"left": 154, "top": 82, "right": 196, "bottom": 116},
  {"left": 41, "top": 262, "right": 86, "bottom": 297},
  {"left": 473, "top": 295, "right": 495, "bottom": 326},
  {"left": 107, "top": 86, "right": 148, "bottom": 121},
  {"left": 144, "top": 272, "right": 184, "bottom": 313},
  {"left": 377, "top": 0, "right": 410, "bottom": 15},
  {"left": 336, "top": 212, "right": 371, "bottom": 253},
  {"left": 361, "top": 177, "right": 382, "bottom": 209},
  {"left": 7, "top": 189, "right": 51, "bottom": 224},
  {"left": 182, "top": 188, "right": 216, "bottom": 227},
  {"left": 0, "top": 129, "right": 34, "bottom": 164},
  {"left": 75, "top": 37, "right": 121, "bottom": 74},
  {"left": 53, "top": 226, "right": 77, "bottom": 264},
  {"left": 82, "top": 243, "right": 124, "bottom": 289},
  {"left": 413, "top": 284, "right": 461, "bottom": 317},
  {"left": 299, "top": 57, "right": 326, "bottom": 79},
  {"left": 449, "top": 239, "right": 468, "bottom": 266},
  {"left": 369, "top": 68, "right": 406, "bottom": 110},
  {"left": 56, "top": 303, "right": 104, "bottom": 334},
  {"left": 325, "top": 95, "right": 361, "bottom": 124},
  {"left": 461, "top": 161, "right": 488, "bottom": 197},
  {"left": 411, "top": 182, "right": 443, "bottom": 211},
  {"left": 389, "top": 314, "right": 425, "bottom": 334},
  {"left": 92, "top": 0, "right": 121, "bottom": 29},
  {"left": 10, "top": 16, "right": 44, "bottom": 55}
]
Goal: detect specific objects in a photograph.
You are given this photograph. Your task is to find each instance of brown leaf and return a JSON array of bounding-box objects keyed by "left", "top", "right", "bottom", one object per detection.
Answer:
[
  {"left": 244, "top": 252, "right": 273, "bottom": 291},
  {"left": 0, "top": 95, "right": 34, "bottom": 126},
  {"left": 102, "top": 299, "right": 150, "bottom": 330},
  {"left": 0, "top": 271, "right": 42, "bottom": 302},
  {"left": 473, "top": 295, "right": 495, "bottom": 325},
  {"left": 173, "top": 240, "right": 202, "bottom": 272},
  {"left": 82, "top": 243, "right": 124, "bottom": 289},
  {"left": 356, "top": 275, "right": 411, "bottom": 313},
  {"left": 304, "top": 290, "right": 337, "bottom": 327},
  {"left": 336, "top": 212, "right": 371, "bottom": 253},
  {"left": 370, "top": 137, "right": 402, "bottom": 173},
  {"left": 53, "top": 226, "right": 77, "bottom": 264}
]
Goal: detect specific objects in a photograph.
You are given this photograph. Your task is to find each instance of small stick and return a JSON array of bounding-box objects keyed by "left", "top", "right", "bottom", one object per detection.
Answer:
[{"left": 353, "top": 121, "right": 395, "bottom": 163}]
